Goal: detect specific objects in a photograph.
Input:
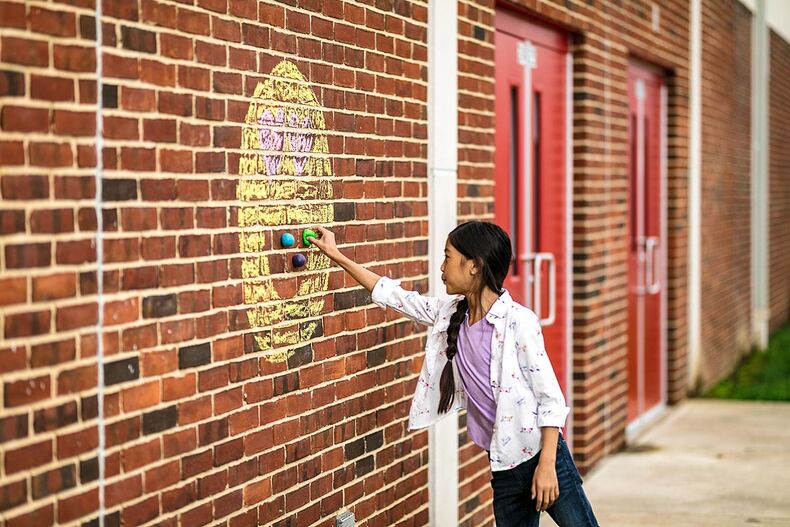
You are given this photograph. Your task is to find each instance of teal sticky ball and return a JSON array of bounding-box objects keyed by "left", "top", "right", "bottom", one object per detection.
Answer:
[
  {"left": 280, "top": 232, "right": 295, "bottom": 248},
  {"left": 292, "top": 253, "right": 307, "bottom": 268},
  {"left": 302, "top": 229, "right": 317, "bottom": 247}
]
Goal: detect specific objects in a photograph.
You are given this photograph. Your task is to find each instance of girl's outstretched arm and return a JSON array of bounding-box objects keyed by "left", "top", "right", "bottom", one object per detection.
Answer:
[
  {"left": 306, "top": 225, "right": 381, "bottom": 293},
  {"left": 307, "top": 225, "right": 445, "bottom": 326}
]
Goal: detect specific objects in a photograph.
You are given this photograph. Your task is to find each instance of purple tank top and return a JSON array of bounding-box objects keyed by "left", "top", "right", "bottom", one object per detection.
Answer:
[{"left": 455, "top": 313, "right": 497, "bottom": 450}]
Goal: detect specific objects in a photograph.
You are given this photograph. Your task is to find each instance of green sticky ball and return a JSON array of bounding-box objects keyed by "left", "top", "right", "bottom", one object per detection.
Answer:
[{"left": 302, "top": 229, "right": 317, "bottom": 247}]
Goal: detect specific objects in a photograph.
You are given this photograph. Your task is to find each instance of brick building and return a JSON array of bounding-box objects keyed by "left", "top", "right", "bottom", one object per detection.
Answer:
[{"left": 0, "top": 0, "right": 788, "bottom": 526}]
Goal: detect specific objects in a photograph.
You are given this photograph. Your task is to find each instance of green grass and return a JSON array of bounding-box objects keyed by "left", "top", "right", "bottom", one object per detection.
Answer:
[{"left": 705, "top": 324, "right": 790, "bottom": 401}]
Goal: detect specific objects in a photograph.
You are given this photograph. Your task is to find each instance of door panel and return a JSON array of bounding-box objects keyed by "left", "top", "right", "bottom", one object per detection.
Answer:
[
  {"left": 495, "top": 11, "right": 569, "bottom": 400},
  {"left": 627, "top": 61, "right": 665, "bottom": 423}
]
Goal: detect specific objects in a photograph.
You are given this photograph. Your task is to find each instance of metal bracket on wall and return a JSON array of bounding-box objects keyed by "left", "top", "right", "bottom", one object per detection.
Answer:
[{"left": 336, "top": 511, "right": 355, "bottom": 527}]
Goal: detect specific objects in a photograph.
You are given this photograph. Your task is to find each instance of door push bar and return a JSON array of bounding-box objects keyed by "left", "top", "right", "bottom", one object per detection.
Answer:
[
  {"left": 520, "top": 252, "right": 556, "bottom": 327},
  {"left": 644, "top": 236, "right": 661, "bottom": 295}
]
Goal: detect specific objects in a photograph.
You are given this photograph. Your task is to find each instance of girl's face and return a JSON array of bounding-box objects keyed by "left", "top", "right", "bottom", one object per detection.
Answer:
[{"left": 441, "top": 240, "right": 478, "bottom": 296}]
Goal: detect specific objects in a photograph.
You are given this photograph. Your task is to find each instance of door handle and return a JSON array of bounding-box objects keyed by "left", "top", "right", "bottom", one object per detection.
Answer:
[
  {"left": 519, "top": 252, "right": 556, "bottom": 326},
  {"left": 645, "top": 236, "right": 660, "bottom": 294}
]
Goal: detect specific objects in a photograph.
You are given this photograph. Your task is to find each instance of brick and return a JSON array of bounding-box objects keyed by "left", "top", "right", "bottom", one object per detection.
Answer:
[
  {"left": 0, "top": 413, "right": 28, "bottom": 443},
  {"left": 53, "top": 110, "right": 96, "bottom": 137},
  {"left": 0, "top": 346, "right": 25, "bottom": 374},
  {"left": 54, "top": 44, "right": 96, "bottom": 72},
  {"left": 161, "top": 33, "right": 193, "bottom": 60},
  {"left": 140, "top": 59, "right": 175, "bottom": 86},
  {"left": 159, "top": 91, "right": 193, "bottom": 116},
  {"left": 121, "top": 324, "right": 157, "bottom": 351},
  {"left": 163, "top": 373, "right": 196, "bottom": 402},
  {"left": 196, "top": 151, "right": 226, "bottom": 172},
  {"left": 56, "top": 302, "right": 98, "bottom": 331},
  {"left": 176, "top": 179, "right": 209, "bottom": 200},
  {"left": 29, "top": 142, "right": 73, "bottom": 167},
  {"left": 122, "top": 26, "right": 157, "bottom": 53},
  {"left": 57, "top": 364, "right": 97, "bottom": 395},
  {"left": 214, "top": 437, "right": 243, "bottom": 466},
  {"left": 143, "top": 118, "right": 177, "bottom": 142},
  {"left": 121, "top": 86, "right": 155, "bottom": 111},
  {"left": 5, "top": 439, "right": 52, "bottom": 474},
  {"left": 105, "top": 416, "right": 140, "bottom": 448},
  {"left": 57, "top": 487, "right": 98, "bottom": 523},
  {"left": 122, "top": 439, "right": 160, "bottom": 473},
  {"left": 103, "top": 238, "right": 139, "bottom": 263},
  {"left": 0, "top": 478, "right": 27, "bottom": 512},
  {"left": 195, "top": 41, "right": 228, "bottom": 66},
  {"left": 121, "top": 147, "right": 156, "bottom": 171},
  {"left": 177, "top": 7, "right": 211, "bottom": 35},
  {"left": 6, "top": 505, "right": 54, "bottom": 527},
  {"left": 121, "top": 380, "right": 160, "bottom": 412},
  {"left": 34, "top": 401, "right": 78, "bottom": 433},
  {"left": 143, "top": 405, "right": 178, "bottom": 434},
  {"left": 4, "top": 310, "right": 51, "bottom": 338},
  {"left": 104, "top": 115, "right": 139, "bottom": 140},
  {"left": 1, "top": 36, "right": 49, "bottom": 67},
  {"left": 195, "top": 96, "right": 225, "bottom": 120},
  {"left": 161, "top": 149, "right": 193, "bottom": 173},
  {"left": 103, "top": 178, "right": 138, "bottom": 201},
  {"left": 0, "top": 2, "right": 26, "bottom": 29},
  {"left": 30, "top": 209, "right": 75, "bottom": 234},
  {"left": 1, "top": 105, "right": 49, "bottom": 132},
  {"left": 55, "top": 240, "right": 95, "bottom": 265},
  {"left": 122, "top": 266, "right": 159, "bottom": 290},
  {"left": 0, "top": 140, "right": 24, "bottom": 165},
  {"left": 163, "top": 482, "right": 197, "bottom": 513},
  {"left": 31, "top": 74, "right": 75, "bottom": 102},
  {"left": 122, "top": 494, "right": 159, "bottom": 525},
  {"left": 57, "top": 426, "right": 98, "bottom": 458},
  {"left": 31, "top": 339, "right": 76, "bottom": 368},
  {"left": 143, "top": 293, "right": 177, "bottom": 318},
  {"left": 0, "top": 277, "right": 25, "bottom": 306},
  {"left": 104, "top": 357, "right": 140, "bottom": 386},
  {"left": 140, "top": 348, "right": 176, "bottom": 377},
  {"left": 30, "top": 6, "right": 76, "bottom": 36},
  {"left": 2, "top": 175, "right": 48, "bottom": 200},
  {"left": 179, "top": 342, "right": 211, "bottom": 369}
]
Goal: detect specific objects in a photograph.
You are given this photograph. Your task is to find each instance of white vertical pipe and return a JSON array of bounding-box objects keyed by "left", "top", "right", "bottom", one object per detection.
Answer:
[
  {"left": 688, "top": 0, "right": 703, "bottom": 389},
  {"left": 93, "top": 1, "right": 106, "bottom": 524},
  {"left": 752, "top": 0, "right": 770, "bottom": 349},
  {"left": 427, "top": 1, "right": 459, "bottom": 525}
]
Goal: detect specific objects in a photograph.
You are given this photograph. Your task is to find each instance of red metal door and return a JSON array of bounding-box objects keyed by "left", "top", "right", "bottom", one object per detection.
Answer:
[
  {"left": 495, "top": 11, "right": 569, "bottom": 400},
  {"left": 627, "top": 61, "right": 665, "bottom": 424}
]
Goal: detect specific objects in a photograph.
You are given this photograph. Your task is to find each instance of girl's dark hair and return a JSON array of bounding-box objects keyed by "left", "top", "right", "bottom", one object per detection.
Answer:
[{"left": 438, "top": 221, "right": 512, "bottom": 413}]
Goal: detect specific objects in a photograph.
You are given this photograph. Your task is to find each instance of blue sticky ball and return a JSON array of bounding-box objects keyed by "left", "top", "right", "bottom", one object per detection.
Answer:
[
  {"left": 292, "top": 253, "right": 307, "bottom": 268},
  {"left": 280, "top": 232, "right": 295, "bottom": 248}
]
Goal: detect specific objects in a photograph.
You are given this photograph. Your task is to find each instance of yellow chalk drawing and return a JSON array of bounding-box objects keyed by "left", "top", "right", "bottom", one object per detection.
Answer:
[{"left": 239, "top": 60, "right": 335, "bottom": 363}]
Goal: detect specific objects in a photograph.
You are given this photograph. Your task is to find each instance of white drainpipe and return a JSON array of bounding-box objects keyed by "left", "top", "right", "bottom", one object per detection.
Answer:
[
  {"left": 752, "top": 0, "right": 770, "bottom": 349},
  {"left": 688, "top": 0, "right": 703, "bottom": 389}
]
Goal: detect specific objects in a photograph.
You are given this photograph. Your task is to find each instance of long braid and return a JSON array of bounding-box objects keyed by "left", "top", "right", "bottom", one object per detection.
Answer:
[{"left": 438, "top": 298, "right": 468, "bottom": 413}]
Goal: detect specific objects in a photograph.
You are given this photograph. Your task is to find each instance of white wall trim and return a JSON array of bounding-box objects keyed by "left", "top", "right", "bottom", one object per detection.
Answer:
[
  {"left": 738, "top": 0, "right": 790, "bottom": 46},
  {"left": 427, "top": 1, "right": 459, "bottom": 525},
  {"left": 688, "top": 0, "right": 702, "bottom": 389}
]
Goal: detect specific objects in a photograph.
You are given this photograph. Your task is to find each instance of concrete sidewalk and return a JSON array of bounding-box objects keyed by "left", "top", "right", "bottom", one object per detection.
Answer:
[{"left": 546, "top": 400, "right": 790, "bottom": 526}]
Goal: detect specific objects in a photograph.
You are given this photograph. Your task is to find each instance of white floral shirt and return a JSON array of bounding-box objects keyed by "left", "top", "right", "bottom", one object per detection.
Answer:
[{"left": 371, "top": 276, "right": 570, "bottom": 471}]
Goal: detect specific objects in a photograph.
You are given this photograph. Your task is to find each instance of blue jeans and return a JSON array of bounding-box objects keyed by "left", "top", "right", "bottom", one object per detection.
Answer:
[{"left": 489, "top": 436, "right": 599, "bottom": 527}]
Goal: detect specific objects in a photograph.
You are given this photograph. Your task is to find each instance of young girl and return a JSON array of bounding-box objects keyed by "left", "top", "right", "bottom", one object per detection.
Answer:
[{"left": 307, "top": 221, "right": 598, "bottom": 526}]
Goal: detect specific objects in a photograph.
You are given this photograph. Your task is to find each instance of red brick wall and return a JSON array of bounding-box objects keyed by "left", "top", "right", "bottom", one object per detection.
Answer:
[
  {"left": 769, "top": 30, "right": 790, "bottom": 334},
  {"left": 698, "top": 0, "right": 753, "bottom": 390},
  {"left": 0, "top": 1, "right": 432, "bottom": 526}
]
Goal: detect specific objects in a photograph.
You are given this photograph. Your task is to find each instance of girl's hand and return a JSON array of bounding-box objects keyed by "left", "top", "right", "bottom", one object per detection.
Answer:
[
  {"left": 307, "top": 225, "right": 341, "bottom": 261},
  {"left": 531, "top": 460, "right": 559, "bottom": 512}
]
